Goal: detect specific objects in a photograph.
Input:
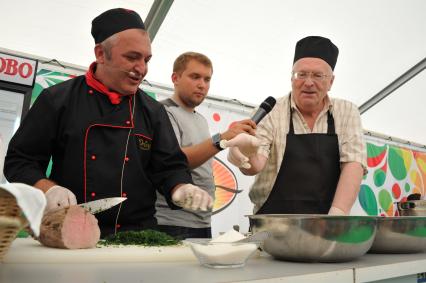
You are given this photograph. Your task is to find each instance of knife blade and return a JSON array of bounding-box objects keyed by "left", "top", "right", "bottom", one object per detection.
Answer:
[{"left": 78, "top": 197, "right": 127, "bottom": 214}]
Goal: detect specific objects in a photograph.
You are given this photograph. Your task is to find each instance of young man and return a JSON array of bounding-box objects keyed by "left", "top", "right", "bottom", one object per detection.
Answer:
[
  {"left": 225, "top": 36, "right": 367, "bottom": 215},
  {"left": 4, "top": 9, "right": 212, "bottom": 237},
  {"left": 155, "top": 52, "right": 256, "bottom": 239}
]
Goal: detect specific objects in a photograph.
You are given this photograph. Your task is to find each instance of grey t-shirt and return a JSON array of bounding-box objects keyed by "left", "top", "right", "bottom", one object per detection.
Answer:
[{"left": 155, "top": 98, "right": 215, "bottom": 228}]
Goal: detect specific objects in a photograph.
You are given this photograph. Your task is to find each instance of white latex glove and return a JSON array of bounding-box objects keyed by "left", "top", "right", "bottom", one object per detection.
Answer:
[
  {"left": 328, "top": 206, "right": 347, "bottom": 216},
  {"left": 221, "top": 133, "right": 262, "bottom": 157},
  {"left": 227, "top": 146, "right": 251, "bottom": 169},
  {"left": 44, "top": 185, "right": 77, "bottom": 213},
  {"left": 172, "top": 184, "right": 213, "bottom": 212},
  {"left": 222, "top": 133, "right": 262, "bottom": 169}
]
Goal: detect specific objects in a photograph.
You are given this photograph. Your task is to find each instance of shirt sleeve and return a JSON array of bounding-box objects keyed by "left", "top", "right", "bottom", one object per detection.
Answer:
[
  {"left": 4, "top": 89, "right": 58, "bottom": 185},
  {"left": 256, "top": 107, "right": 275, "bottom": 158},
  {"left": 164, "top": 108, "right": 182, "bottom": 146},
  {"left": 338, "top": 101, "right": 367, "bottom": 173}
]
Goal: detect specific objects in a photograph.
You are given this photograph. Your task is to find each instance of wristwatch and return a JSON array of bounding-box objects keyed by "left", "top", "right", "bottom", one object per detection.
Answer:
[{"left": 212, "top": 133, "right": 225, "bottom": 151}]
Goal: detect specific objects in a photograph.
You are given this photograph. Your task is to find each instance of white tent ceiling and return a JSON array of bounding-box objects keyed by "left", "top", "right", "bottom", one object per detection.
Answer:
[{"left": 2, "top": 0, "right": 426, "bottom": 143}]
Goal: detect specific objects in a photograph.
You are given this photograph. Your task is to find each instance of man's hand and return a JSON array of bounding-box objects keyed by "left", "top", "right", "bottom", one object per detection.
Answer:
[
  {"left": 328, "top": 206, "right": 347, "bottom": 216},
  {"left": 221, "top": 119, "right": 256, "bottom": 141},
  {"left": 172, "top": 184, "right": 213, "bottom": 211},
  {"left": 227, "top": 146, "right": 251, "bottom": 169},
  {"left": 222, "top": 133, "right": 263, "bottom": 169},
  {"left": 44, "top": 185, "right": 77, "bottom": 213},
  {"left": 222, "top": 133, "right": 262, "bottom": 156}
]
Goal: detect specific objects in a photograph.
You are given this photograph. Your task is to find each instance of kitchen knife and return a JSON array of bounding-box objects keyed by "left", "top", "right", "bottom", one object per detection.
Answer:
[{"left": 78, "top": 197, "right": 127, "bottom": 214}]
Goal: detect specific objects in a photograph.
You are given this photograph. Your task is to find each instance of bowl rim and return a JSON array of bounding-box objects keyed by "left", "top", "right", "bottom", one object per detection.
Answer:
[
  {"left": 374, "top": 215, "right": 426, "bottom": 220},
  {"left": 246, "top": 214, "right": 378, "bottom": 220},
  {"left": 183, "top": 238, "right": 261, "bottom": 245}
]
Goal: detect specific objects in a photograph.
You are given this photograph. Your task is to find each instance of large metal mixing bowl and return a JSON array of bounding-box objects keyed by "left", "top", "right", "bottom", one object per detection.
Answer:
[
  {"left": 369, "top": 216, "right": 426, "bottom": 253},
  {"left": 248, "top": 214, "right": 377, "bottom": 263}
]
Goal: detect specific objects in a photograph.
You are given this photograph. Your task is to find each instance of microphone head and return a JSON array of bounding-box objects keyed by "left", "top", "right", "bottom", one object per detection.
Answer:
[{"left": 260, "top": 96, "right": 276, "bottom": 112}]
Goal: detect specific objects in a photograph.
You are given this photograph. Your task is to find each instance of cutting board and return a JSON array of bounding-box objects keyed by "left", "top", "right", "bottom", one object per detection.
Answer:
[{"left": 3, "top": 238, "right": 196, "bottom": 263}]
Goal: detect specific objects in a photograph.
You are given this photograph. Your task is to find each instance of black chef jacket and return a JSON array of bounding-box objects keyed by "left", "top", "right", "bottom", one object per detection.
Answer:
[{"left": 4, "top": 75, "right": 192, "bottom": 236}]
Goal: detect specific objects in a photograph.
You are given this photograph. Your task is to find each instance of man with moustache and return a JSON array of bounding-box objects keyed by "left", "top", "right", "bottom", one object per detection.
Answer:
[{"left": 4, "top": 9, "right": 212, "bottom": 237}]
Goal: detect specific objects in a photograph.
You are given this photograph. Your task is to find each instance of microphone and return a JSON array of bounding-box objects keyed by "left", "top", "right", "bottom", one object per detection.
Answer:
[{"left": 251, "top": 96, "right": 276, "bottom": 124}]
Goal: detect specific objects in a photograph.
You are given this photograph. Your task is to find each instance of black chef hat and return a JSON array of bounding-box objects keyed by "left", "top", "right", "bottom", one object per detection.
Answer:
[
  {"left": 293, "top": 36, "right": 339, "bottom": 70},
  {"left": 91, "top": 8, "right": 145, "bottom": 44}
]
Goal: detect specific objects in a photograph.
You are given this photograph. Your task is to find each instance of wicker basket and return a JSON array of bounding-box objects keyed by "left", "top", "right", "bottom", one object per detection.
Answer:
[{"left": 0, "top": 190, "right": 28, "bottom": 262}]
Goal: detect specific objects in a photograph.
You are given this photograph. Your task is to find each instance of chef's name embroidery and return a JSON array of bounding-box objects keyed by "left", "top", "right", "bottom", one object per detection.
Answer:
[{"left": 136, "top": 135, "right": 152, "bottom": 150}]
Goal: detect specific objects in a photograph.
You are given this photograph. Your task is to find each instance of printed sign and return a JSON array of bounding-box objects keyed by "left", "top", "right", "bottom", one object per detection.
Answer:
[{"left": 0, "top": 52, "right": 38, "bottom": 86}]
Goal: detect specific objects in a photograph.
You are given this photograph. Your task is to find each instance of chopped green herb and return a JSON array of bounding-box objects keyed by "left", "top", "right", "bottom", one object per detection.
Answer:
[{"left": 98, "top": 230, "right": 181, "bottom": 246}]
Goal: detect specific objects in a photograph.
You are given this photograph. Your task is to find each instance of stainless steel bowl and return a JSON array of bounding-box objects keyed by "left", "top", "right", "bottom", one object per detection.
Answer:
[
  {"left": 248, "top": 214, "right": 377, "bottom": 263},
  {"left": 369, "top": 216, "right": 426, "bottom": 253}
]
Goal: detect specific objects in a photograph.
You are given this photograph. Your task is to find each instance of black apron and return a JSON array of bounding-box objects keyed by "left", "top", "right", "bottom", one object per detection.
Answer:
[{"left": 257, "top": 102, "right": 341, "bottom": 214}]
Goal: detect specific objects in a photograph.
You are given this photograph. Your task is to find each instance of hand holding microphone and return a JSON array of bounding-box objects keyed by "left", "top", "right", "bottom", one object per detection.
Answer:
[
  {"left": 251, "top": 96, "right": 276, "bottom": 124},
  {"left": 222, "top": 133, "right": 262, "bottom": 157},
  {"left": 224, "top": 96, "right": 276, "bottom": 169}
]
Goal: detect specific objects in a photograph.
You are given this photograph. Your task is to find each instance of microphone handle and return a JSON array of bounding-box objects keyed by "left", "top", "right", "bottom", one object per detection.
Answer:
[{"left": 251, "top": 108, "right": 267, "bottom": 124}]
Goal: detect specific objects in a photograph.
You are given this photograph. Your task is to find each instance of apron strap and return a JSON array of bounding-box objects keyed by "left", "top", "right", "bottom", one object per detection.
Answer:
[
  {"left": 289, "top": 108, "right": 295, "bottom": 134},
  {"left": 327, "top": 111, "right": 336, "bottom": 135}
]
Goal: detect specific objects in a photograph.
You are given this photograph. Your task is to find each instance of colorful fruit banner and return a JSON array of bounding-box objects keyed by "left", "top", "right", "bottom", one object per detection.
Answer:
[{"left": 354, "top": 138, "right": 426, "bottom": 216}]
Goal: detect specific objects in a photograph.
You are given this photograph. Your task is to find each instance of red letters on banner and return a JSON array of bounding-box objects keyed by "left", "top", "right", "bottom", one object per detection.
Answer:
[{"left": 0, "top": 57, "right": 34, "bottom": 79}]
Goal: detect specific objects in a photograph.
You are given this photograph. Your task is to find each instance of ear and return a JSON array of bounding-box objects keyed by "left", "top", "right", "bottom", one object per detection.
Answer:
[
  {"left": 328, "top": 75, "right": 335, "bottom": 91},
  {"left": 94, "top": 44, "right": 105, "bottom": 64},
  {"left": 171, "top": 72, "right": 179, "bottom": 84}
]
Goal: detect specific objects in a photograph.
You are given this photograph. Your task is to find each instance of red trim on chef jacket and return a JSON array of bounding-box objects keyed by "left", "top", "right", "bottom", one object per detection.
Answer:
[{"left": 83, "top": 97, "right": 135, "bottom": 202}]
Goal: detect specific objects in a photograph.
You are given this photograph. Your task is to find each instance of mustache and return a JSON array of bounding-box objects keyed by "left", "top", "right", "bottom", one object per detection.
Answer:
[{"left": 99, "top": 63, "right": 143, "bottom": 80}]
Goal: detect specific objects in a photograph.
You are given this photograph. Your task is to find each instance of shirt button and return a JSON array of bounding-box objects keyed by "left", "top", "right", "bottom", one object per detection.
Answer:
[
  {"left": 125, "top": 120, "right": 131, "bottom": 125},
  {"left": 122, "top": 192, "right": 127, "bottom": 197},
  {"left": 124, "top": 156, "right": 129, "bottom": 162},
  {"left": 116, "top": 224, "right": 121, "bottom": 228},
  {"left": 88, "top": 89, "right": 94, "bottom": 95},
  {"left": 91, "top": 155, "right": 96, "bottom": 160},
  {"left": 91, "top": 192, "right": 96, "bottom": 197}
]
